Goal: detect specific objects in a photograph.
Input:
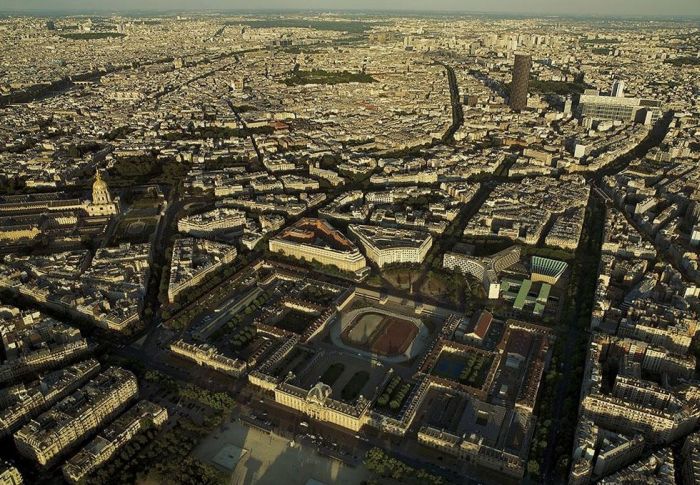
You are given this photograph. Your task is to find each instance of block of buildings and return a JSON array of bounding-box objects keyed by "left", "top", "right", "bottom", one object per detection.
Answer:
[
  {"left": 443, "top": 245, "right": 521, "bottom": 299},
  {"left": 62, "top": 400, "right": 167, "bottom": 484},
  {"left": 0, "top": 460, "right": 22, "bottom": 485},
  {"left": 269, "top": 218, "right": 368, "bottom": 277},
  {"left": 0, "top": 359, "right": 100, "bottom": 437},
  {"left": 177, "top": 208, "right": 246, "bottom": 237},
  {"left": 169, "top": 339, "right": 246, "bottom": 377},
  {"left": 578, "top": 88, "right": 662, "bottom": 125},
  {"left": 682, "top": 431, "right": 700, "bottom": 485},
  {"left": 349, "top": 224, "right": 432, "bottom": 267},
  {"left": 0, "top": 308, "right": 89, "bottom": 384},
  {"left": 530, "top": 256, "right": 568, "bottom": 285},
  {"left": 168, "top": 238, "right": 237, "bottom": 302},
  {"left": 14, "top": 367, "right": 138, "bottom": 466}
]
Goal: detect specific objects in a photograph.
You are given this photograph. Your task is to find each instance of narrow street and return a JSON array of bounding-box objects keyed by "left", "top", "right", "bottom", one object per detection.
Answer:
[{"left": 143, "top": 182, "right": 181, "bottom": 327}]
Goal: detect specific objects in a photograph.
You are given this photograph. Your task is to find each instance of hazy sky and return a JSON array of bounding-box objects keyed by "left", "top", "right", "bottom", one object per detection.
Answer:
[{"left": 0, "top": 0, "right": 699, "bottom": 17}]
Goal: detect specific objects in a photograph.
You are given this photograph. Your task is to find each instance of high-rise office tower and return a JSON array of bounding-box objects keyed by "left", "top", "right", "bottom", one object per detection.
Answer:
[
  {"left": 564, "top": 96, "right": 573, "bottom": 115},
  {"left": 509, "top": 53, "right": 532, "bottom": 111},
  {"left": 611, "top": 80, "right": 625, "bottom": 97}
]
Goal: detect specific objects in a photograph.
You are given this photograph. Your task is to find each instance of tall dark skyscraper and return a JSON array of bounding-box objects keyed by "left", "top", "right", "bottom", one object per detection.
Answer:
[{"left": 509, "top": 53, "right": 532, "bottom": 111}]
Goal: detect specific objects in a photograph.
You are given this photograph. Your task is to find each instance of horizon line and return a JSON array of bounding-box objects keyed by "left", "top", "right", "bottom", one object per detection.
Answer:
[{"left": 1, "top": 7, "right": 699, "bottom": 21}]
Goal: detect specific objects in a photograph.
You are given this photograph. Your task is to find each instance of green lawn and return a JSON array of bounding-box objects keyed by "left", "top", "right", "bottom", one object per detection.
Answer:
[
  {"left": 276, "top": 309, "right": 316, "bottom": 334},
  {"left": 284, "top": 69, "right": 376, "bottom": 86},
  {"left": 60, "top": 32, "right": 126, "bottom": 40},
  {"left": 341, "top": 371, "right": 370, "bottom": 401},
  {"left": 529, "top": 79, "right": 589, "bottom": 96},
  {"left": 320, "top": 362, "right": 345, "bottom": 386}
]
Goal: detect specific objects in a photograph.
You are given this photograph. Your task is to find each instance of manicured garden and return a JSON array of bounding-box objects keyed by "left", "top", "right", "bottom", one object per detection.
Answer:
[
  {"left": 230, "top": 326, "right": 257, "bottom": 350},
  {"left": 431, "top": 351, "right": 493, "bottom": 388},
  {"left": 276, "top": 309, "right": 317, "bottom": 334},
  {"left": 376, "top": 375, "right": 413, "bottom": 412},
  {"left": 320, "top": 362, "right": 345, "bottom": 386},
  {"left": 340, "top": 371, "right": 370, "bottom": 401}
]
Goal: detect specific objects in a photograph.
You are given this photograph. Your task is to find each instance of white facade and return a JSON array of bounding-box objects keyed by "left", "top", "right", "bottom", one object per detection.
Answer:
[
  {"left": 349, "top": 224, "right": 432, "bottom": 267},
  {"left": 691, "top": 225, "right": 700, "bottom": 247}
]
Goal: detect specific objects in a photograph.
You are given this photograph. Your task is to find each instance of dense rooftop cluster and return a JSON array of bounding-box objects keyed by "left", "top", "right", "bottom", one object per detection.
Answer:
[{"left": 0, "top": 10, "right": 698, "bottom": 485}]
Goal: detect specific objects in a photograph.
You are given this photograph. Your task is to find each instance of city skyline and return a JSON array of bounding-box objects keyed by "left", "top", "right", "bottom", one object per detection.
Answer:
[{"left": 0, "top": 0, "right": 699, "bottom": 17}]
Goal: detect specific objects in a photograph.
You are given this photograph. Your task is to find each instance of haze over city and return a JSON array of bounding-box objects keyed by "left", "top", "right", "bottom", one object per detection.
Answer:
[
  {"left": 1, "top": 0, "right": 699, "bottom": 17},
  {"left": 0, "top": 3, "right": 699, "bottom": 485}
]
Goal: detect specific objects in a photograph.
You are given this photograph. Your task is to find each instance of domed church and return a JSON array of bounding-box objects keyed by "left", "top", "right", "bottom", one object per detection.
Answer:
[{"left": 86, "top": 170, "right": 119, "bottom": 216}]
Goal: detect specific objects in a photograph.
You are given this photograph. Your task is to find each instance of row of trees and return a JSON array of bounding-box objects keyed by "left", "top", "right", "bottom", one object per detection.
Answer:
[
  {"left": 86, "top": 420, "right": 224, "bottom": 485},
  {"left": 268, "top": 250, "right": 358, "bottom": 281},
  {"left": 664, "top": 56, "right": 700, "bottom": 67},
  {"left": 457, "top": 354, "right": 491, "bottom": 387},
  {"left": 210, "top": 291, "right": 269, "bottom": 340},
  {"left": 376, "top": 376, "right": 412, "bottom": 411},
  {"left": 528, "top": 195, "right": 606, "bottom": 481},
  {"left": 284, "top": 69, "right": 376, "bottom": 86},
  {"left": 144, "top": 370, "right": 236, "bottom": 412},
  {"left": 178, "top": 383, "right": 237, "bottom": 412},
  {"left": 364, "top": 448, "right": 444, "bottom": 485},
  {"left": 231, "top": 325, "right": 257, "bottom": 350},
  {"left": 163, "top": 260, "right": 248, "bottom": 329},
  {"left": 86, "top": 372, "right": 231, "bottom": 484}
]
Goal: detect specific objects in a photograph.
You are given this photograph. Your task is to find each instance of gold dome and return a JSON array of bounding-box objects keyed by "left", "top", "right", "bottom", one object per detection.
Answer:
[
  {"left": 93, "top": 171, "right": 108, "bottom": 192},
  {"left": 91, "top": 170, "right": 113, "bottom": 206}
]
